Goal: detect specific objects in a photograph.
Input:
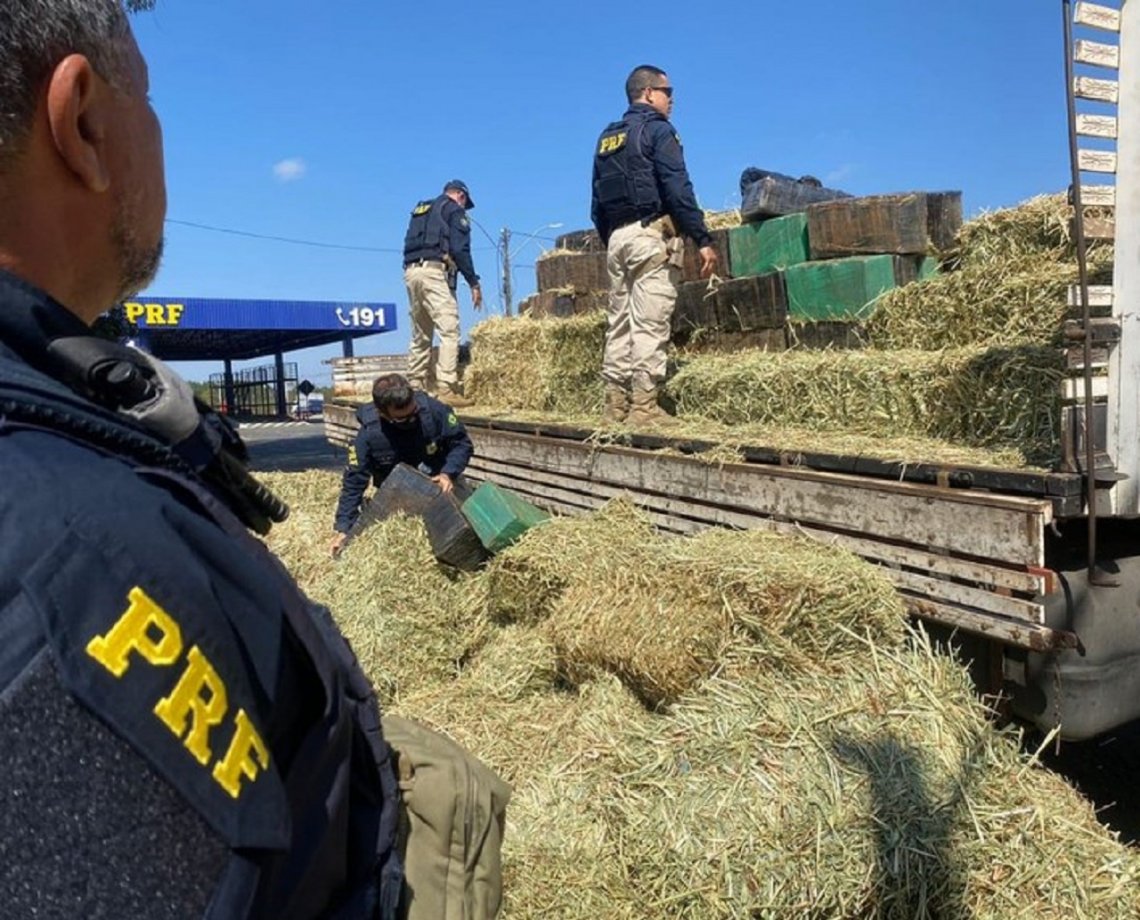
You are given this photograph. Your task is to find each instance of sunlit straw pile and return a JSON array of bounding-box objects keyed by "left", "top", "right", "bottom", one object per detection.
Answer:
[
  {"left": 261, "top": 473, "right": 488, "bottom": 704},
  {"left": 865, "top": 193, "right": 1114, "bottom": 350},
  {"left": 261, "top": 478, "right": 1140, "bottom": 916},
  {"left": 704, "top": 208, "right": 742, "bottom": 230},
  {"left": 260, "top": 476, "right": 1140, "bottom": 919},
  {"left": 465, "top": 312, "right": 606, "bottom": 413},
  {"left": 667, "top": 344, "right": 1064, "bottom": 465}
]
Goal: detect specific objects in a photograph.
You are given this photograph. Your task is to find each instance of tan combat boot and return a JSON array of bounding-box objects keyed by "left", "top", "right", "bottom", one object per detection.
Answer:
[
  {"left": 435, "top": 383, "right": 474, "bottom": 409},
  {"left": 627, "top": 384, "right": 671, "bottom": 427},
  {"left": 603, "top": 382, "right": 630, "bottom": 423}
]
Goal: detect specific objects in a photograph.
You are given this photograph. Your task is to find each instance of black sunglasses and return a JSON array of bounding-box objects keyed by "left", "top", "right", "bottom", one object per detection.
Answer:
[{"left": 648, "top": 85, "right": 674, "bottom": 98}]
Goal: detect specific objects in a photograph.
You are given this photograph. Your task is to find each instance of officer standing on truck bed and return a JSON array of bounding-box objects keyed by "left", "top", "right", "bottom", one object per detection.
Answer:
[
  {"left": 0, "top": 2, "right": 403, "bottom": 915},
  {"left": 329, "top": 373, "right": 474, "bottom": 557},
  {"left": 591, "top": 64, "right": 719, "bottom": 427},
  {"left": 403, "top": 180, "right": 482, "bottom": 407}
]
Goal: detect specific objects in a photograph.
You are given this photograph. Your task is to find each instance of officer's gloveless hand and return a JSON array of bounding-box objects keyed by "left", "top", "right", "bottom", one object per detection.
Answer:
[{"left": 471, "top": 284, "right": 483, "bottom": 310}]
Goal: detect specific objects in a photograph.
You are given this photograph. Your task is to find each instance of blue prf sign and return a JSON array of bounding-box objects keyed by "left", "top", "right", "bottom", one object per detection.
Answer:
[{"left": 120, "top": 298, "right": 398, "bottom": 332}]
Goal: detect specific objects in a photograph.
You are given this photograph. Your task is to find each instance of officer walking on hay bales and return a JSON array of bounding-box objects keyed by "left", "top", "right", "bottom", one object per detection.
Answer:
[
  {"left": 330, "top": 373, "right": 474, "bottom": 558},
  {"left": 403, "top": 180, "right": 482, "bottom": 407},
  {"left": 0, "top": 1, "right": 406, "bottom": 914},
  {"left": 591, "top": 64, "right": 719, "bottom": 426}
]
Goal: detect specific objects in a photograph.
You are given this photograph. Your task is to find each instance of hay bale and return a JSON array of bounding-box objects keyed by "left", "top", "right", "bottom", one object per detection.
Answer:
[
  {"left": 704, "top": 209, "right": 742, "bottom": 230},
  {"left": 954, "top": 193, "right": 1109, "bottom": 268},
  {"left": 667, "top": 345, "right": 1064, "bottom": 464},
  {"left": 398, "top": 670, "right": 649, "bottom": 919},
  {"left": 260, "top": 469, "right": 345, "bottom": 587},
  {"left": 260, "top": 478, "right": 1140, "bottom": 919},
  {"left": 466, "top": 312, "right": 606, "bottom": 413},
  {"left": 307, "top": 510, "right": 487, "bottom": 704},
  {"left": 483, "top": 500, "right": 656, "bottom": 626},
  {"left": 592, "top": 632, "right": 1140, "bottom": 919},
  {"left": 866, "top": 255, "right": 1110, "bottom": 351},
  {"left": 486, "top": 500, "right": 904, "bottom": 707}
]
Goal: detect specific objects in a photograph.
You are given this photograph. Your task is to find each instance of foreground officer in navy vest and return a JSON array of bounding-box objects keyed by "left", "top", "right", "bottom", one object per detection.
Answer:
[
  {"left": 591, "top": 64, "right": 719, "bottom": 426},
  {"left": 0, "top": 2, "right": 402, "bottom": 916},
  {"left": 329, "top": 374, "right": 474, "bottom": 558},
  {"left": 403, "top": 181, "right": 482, "bottom": 407}
]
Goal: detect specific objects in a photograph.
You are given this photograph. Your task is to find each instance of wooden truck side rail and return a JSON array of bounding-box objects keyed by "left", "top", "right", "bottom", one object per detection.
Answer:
[
  {"left": 460, "top": 423, "right": 1072, "bottom": 654},
  {"left": 324, "top": 403, "right": 1075, "bottom": 653}
]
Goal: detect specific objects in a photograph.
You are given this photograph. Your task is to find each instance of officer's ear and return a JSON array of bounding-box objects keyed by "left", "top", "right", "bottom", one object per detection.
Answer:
[{"left": 45, "top": 54, "right": 112, "bottom": 193}]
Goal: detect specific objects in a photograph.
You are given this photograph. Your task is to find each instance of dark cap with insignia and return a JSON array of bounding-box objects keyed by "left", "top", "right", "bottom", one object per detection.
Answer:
[{"left": 444, "top": 179, "right": 475, "bottom": 209}]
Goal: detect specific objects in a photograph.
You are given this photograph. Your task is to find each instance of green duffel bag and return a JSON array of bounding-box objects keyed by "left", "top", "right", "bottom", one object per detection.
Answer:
[{"left": 383, "top": 715, "right": 512, "bottom": 920}]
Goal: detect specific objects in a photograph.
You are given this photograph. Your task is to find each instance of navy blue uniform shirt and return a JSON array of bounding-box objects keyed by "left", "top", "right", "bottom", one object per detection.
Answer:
[{"left": 334, "top": 392, "right": 474, "bottom": 533}]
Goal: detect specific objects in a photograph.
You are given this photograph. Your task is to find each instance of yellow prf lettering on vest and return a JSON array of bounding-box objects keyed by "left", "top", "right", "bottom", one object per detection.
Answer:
[
  {"left": 123, "top": 302, "right": 146, "bottom": 323},
  {"left": 86, "top": 585, "right": 183, "bottom": 677},
  {"left": 87, "top": 585, "right": 270, "bottom": 798},
  {"left": 154, "top": 646, "right": 228, "bottom": 766},
  {"left": 598, "top": 132, "right": 626, "bottom": 154},
  {"left": 213, "top": 709, "right": 271, "bottom": 799}
]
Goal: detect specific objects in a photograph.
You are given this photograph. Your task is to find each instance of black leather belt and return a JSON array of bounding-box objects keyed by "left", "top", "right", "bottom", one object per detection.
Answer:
[
  {"left": 404, "top": 258, "right": 445, "bottom": 268},
  {"left": 614, "top": 213, "right": 665, "bottom": 231}
]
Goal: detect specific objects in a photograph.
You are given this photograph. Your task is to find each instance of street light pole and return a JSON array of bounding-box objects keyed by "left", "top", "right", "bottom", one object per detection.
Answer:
[
  {"left": 502, "top": 222, "right": 563, "bottom": 317},
  {"left": 500, "top": 227, "right": 513, "bottom": 316}
]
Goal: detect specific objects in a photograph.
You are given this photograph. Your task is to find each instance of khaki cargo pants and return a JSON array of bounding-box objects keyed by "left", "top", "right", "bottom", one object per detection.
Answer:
[
  {"left": 405, "top": 261, "right": 461, "bottom": 388},
  {"left": 601, "top": 220, "right": 682, "bottom": 389}
]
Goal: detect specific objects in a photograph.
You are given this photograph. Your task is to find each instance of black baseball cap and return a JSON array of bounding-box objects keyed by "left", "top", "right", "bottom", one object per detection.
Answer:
[{"left": 444, "top": 179, "right": 474, "bottom": 209}]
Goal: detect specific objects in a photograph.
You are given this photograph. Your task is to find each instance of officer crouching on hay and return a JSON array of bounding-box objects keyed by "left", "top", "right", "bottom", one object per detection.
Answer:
[{"left": 329, "top": 373, "right": 474, "bottom": 557}]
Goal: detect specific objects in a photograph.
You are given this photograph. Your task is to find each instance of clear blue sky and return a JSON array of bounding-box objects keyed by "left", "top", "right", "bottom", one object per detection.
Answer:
[{"left": 129, "top": 0, "right": 1087, "bottom": 386}]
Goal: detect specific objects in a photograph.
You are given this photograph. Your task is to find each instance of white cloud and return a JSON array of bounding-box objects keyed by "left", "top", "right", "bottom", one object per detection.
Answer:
[
  {"left": 825, "top": 163, "right": 856, "bottom": 185},
  {"left": 273, "top": 158, "right": 307, "bottom": 183}
]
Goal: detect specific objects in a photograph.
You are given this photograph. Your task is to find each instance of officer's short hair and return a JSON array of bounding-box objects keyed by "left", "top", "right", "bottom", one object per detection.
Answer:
[
  {"left": 372, "top": 374, "right": 415, "bottom": 412},
  {"left": 625, "top": 65, "right": 667, "bottom": 103},
  {"left": 0, "top": 0, "right": 134, "bottom": 164}
]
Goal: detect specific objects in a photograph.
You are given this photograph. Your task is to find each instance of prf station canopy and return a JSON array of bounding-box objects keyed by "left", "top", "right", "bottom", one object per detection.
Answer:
[{"left": 122, "top": 296, "right": 398, "bottom": 362}]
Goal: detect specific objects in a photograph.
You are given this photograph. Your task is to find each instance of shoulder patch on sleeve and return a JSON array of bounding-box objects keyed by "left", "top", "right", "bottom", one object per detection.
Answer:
[
  {"left": 23, "top": 525, "right": 290, "bottom": 850},
  {"left": 448, "top": 412, "right": 458, "bottom": 426}
]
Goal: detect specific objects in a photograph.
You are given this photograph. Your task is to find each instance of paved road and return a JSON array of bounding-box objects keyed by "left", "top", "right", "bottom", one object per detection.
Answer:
[{"left": 238, "top": 419, "right": 345, "bottom": 473}]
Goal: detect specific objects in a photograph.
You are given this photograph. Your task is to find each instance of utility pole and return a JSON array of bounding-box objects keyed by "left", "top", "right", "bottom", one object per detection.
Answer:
[{"left": 500, "top": 227, "right": 512, "bottom": 316}]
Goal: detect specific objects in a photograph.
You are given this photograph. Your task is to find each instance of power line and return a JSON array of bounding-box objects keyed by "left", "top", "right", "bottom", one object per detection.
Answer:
[
  {"left": 165, "top": 218, "right": 404, "bottom": 253},
  {"left": 165, "top": 218, "right": 498, "bottom": 253}
]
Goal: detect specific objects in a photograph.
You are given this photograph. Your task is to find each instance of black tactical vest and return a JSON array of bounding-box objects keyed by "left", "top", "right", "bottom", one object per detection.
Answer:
[
  {"left": 592, "top": 108, "right": 664, "bottom": 230},
  {"left": 403, "top": 195, "right": 450, "bottom": 263}
]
